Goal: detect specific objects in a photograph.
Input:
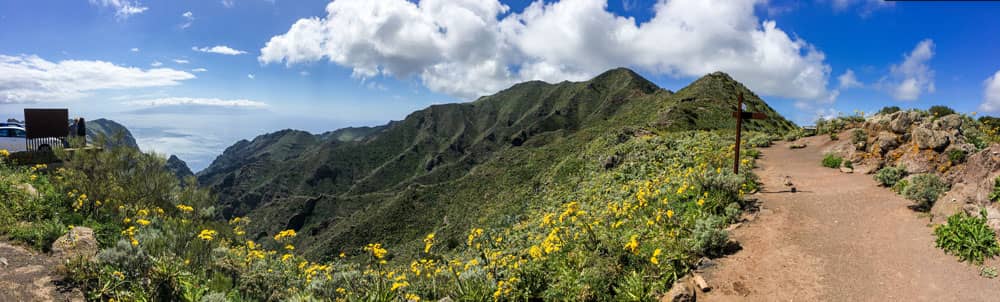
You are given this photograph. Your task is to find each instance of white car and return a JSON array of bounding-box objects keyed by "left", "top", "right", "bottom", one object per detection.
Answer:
[{"left": 0, "top": 125, "right": 65, "bottom": 152}]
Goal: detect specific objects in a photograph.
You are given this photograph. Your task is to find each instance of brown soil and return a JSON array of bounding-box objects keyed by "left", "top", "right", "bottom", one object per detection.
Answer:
[
  {"left": 700, "top": 136, "right": 1000, "bottom": 301},
  {"left": 0, "top": 241, "right": 82, "bottom": 302}
]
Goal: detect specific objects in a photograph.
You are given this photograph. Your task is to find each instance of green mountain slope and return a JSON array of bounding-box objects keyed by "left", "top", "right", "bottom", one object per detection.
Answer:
[
  {"left": 86, "top": 118, "right": 140, "bottom": 149},
  {"left": 197, "top": 68, "right": 795, "bottom": 260}
]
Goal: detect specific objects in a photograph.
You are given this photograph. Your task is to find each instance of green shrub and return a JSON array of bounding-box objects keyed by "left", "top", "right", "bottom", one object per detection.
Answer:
[
  {"left": 829, "top": 133, "right": 839, "bottom": 141},
  {"left": 821, "top": 153, "right": 843, "bottom": 168},
  {"left": 948, "top": 149, "right": 968, "bottom": 164},
  {"left": 689, "top": 215, "right": 729, "bottom": 258},
  {"left": 929, "top": 105, "right": 956, "bottom": 117},
  {"left": 981, "top": 266, "right": 998, "bottom": 279},
  {"left": 990, "top": 176, "right": 1000, "bottom": 203},
  {"left": 874, "top": 166, "right": 907, "bottom": 187},
  {"left": 892, "top": 179, "right": 910, "bottom": 193},
  {"left": 851, "top": 129, "right": 866, "bottom": 145},
  {"left": 878, "top": 106, "right": 901, "bottom": 115},
  {"left": 901, "top": 174, "right": 949, "bottom": 211},
  {"left": 783, "top": 128, "right": 805, "bottom": 141},
  {"left": 935, "top": 211, "right": 1000, "bottom": 264},
  {"left": 843, "top": 160, "right": 853, "bottom": 169}
]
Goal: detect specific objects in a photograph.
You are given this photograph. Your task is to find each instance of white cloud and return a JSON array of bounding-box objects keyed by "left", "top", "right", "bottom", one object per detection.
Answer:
[
  {"left": 193, "top": 45, "right": 247, "bottom": 55},
  {"left": 173, "top": 59, "right": 190, "bottom": 64},
  {"left": 299, "top": 71, "right": 310, "bottom": 76},
  {"left": 191, "top": 68, "right": 208, "bottom": 72},
  {"left": 980, "top": 70, "right": 1000, "bottom": 113},
  {"left": 181, "top": 11, "right": 194, "bottom": 29},
  {"left": 88, "top": 0, "right": 148, "bottom": 20},
  {"left": 125, "top": 97, "right": 268, "bottom": 108},
  {"left": 0, "top": 54, "right": 195, "bottom": 104},
  {"left": 831, "top": 0, "right": 892, "bottom": 17},
  {"left": 260, "top": 0, "right": 833, "bottom": 102},
  {"left": 130, "top": 47, "right": 140, "bottom": 52},
  {"left": 222, "top": 0, "right": 235, "bottom": 8},
  {"left": 884, "top": 39, "right": 935, "bottom": 101},
  {"left": 150, "top": 61, "right": 163, "bottom": 67},
  {"left": 247, "top": 73, "right": 255, "bottom": 79},
  {"left": 838, "top": 69, "right": 862, "bottom": 89}
]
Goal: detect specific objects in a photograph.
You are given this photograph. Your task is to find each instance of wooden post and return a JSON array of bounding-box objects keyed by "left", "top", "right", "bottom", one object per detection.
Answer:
[
  {"left": 734, "top": 93, "right": 743, "bottom": 174},
  {"left": 731, "top": 93, "right": 768, "bottom": 174}
]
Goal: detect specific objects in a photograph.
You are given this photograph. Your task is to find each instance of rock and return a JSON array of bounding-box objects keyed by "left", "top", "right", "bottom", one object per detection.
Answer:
[
  {"left": 437, "top": 297, "right": 454, "bottom": 302},
  {"left": 14, "top": 183, "right": 39, "bottom": 198},
  {"left": 661, "top": 280, "right": 695, "bottom": 302},
  {"left": 51, "top": 226, "right": 98, "bottom": 263},
  {"left": 875, "top": 132, "right": 900, "bottom": 152},
  {"left": 913, "top": 127, "right": 951, "bottom": 151},
  {"left": 602, "top": 155, "right": 621, "bottom": 170},
  {"left": 840, "top": 167, "right": 854, "bottom": 173},
  {"left": 692, "top": 274, "right": 711, "bottom": 292},
  {"left": 889, "top": 111, "right": 916, "bottom": 134},
  {"left": 932, "top": 114, "right": 963, "bottom": 132},
  {"left": 0, "top": 257, "right": 6, "bottom": 267}
]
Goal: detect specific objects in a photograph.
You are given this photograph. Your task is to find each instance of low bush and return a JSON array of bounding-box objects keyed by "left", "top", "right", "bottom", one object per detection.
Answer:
[
  {"left": 851, "top": 129, "right": 866, "bottom": 145},
  {"left": 821, "top": 153, "right": 843, "bottom": 169},
  {"left": 948, "top": 149, "right": 968, "bottom": 164},
  {"left": 929, "top": 105, "right": 956, "bottom": 118},
  {"left": 829, "top": 133, "right": 839, "bottom": 141},
  {"left": 874, "top": 165, "right": 907, "bottom": 187},
  {"left": 901, "top": 174, "right": 949, "bottom": 211},
  {"left": 843, "top": 160, "right": 853, "bottom": 169},
  {"left": 878, "top": 106, "right": 901, "bottom": 115},
  {"left": 935, "top": 211, "right": 1000, "bottom": 264},
  {"left": 783, "top": 128, "right": 805, "bottom": 142}
]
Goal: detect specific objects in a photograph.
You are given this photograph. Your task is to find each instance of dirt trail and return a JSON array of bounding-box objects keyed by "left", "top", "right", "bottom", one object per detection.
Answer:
[
  {"left": 0, "top": 241, "right": 82, "bottom": 302},
  {"left": 700, "top": 136, "right": 1000, "bottom": 301}
]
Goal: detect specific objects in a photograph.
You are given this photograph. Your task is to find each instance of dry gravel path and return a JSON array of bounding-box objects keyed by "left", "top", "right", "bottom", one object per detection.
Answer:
[
  {"left": 700, "top": 136, "right": 1000, "bottom": 301},
  {"left": 0, "top": 241, "right": 82, "bottom": 302}
]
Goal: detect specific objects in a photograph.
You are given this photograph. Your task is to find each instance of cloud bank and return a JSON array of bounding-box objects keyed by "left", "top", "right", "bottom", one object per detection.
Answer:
[
  {"left": 193, "top": 45, "right": 247, "bottom": 55},
  {"left": 260, "top": 0, "right": 833, "bottom": 102},
  {"left": 0, "top": 54, "right": 195, "bottom": 104}
]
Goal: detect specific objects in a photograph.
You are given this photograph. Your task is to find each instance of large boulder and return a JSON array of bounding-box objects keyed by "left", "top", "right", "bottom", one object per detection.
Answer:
[
  {"left": 875, "top": 132, "right": 900, "bottom": 153},
  {"left": 913, "top": 127, "right": 951, "bottom": 151},
  {"left": 889, "top": 111, "right": 920, "bottom": 134},
  {"left": 51, "top": 226, "right": 98, "bottom": 262},
  {"left": 931, "top": 114, "right": 964, "bottom": 133}
]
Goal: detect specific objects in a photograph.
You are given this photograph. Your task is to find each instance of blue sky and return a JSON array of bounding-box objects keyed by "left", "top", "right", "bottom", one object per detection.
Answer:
[{"left": 2, "top": 0, "right": 1000, "bottom": 171}]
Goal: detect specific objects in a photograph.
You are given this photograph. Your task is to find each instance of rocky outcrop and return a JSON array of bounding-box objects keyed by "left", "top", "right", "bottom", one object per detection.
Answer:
[
  {"left": 913, "top": 127, "right": 951, "bottom": 151},
  {"left": 51, "top": 226, "right": 98, "bottom": 263}
]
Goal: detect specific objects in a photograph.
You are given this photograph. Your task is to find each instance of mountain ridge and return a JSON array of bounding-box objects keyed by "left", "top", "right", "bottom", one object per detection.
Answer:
[{"left": 196, "top": 68, "right": 796, "bottom": 259}]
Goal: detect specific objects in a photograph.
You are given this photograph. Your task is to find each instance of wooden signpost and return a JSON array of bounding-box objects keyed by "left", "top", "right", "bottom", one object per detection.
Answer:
[{"left": 731, "top": 92, "right": 768, "bottom": 174}]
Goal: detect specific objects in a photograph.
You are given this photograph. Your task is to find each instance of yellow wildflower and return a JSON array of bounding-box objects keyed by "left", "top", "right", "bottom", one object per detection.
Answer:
[
  {"left": 364, "top": 243, "right": 388, "bottom": 259},
  {"left": 176, "top": 204, "right": 194, "bottom": 213},
  {"left": 284, "top": 244, "right": 294, "bottom": 251},
  {"left": 423, "top": 233, "right": 435, "bottom": 253},
  {"left": 650, "top": 248, "right": 662, "bottom": 265},
  {"left": 336, "top": 288, "right": 347, "bottom": 295},
  {"left": 624, "top": 235, "right": 639, "bottom": 254},
  {"left": 112, "top": 271, "right": 125, "bottom": 280},
  {"left": 405, "top": 293, "right": 420, "bottom": 301},
  {"left": 273, "top": 229, "right": 297, "bottom": 241},
  {"left": 197, "top": 229, "right": 217, "bottom": 241},
  {"left": 282, "top": 253, "right": 294, "bottom": 261},
  {"left": 136, "top": 219, "right": 151, "bottom": 226}
]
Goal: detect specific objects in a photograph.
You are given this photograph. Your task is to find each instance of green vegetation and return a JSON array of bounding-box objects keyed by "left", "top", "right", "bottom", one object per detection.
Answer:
[
  {"left": 990, "top": 175, "right": 1000, "bottom": 203},
  {"left": 981, "top": 266, "right": 999, "bottom": 279},
  {"left": 195, "top": 69, "right": 795, "bottom": 262},
  {"left": 935, "top": 211, "right": 1000, "bottom": 264},
  {"left": 874, "top": 165, "right": 907, "bottom": 187},
  {"left": 829, "top": 132, "right": 839, "bottom": 141},
  {"left": 928, "top": 105, "right": 956, "bottom": 118},
  {"left": 947, "top": 149, "right": 967, "bottom": 164},
  {"left": 822, "top": 153, "right": 843, "bottom": 169},
  {"left": 1, "top": 130, "right": 763, "bottom": 301},
  {"left": 783, "top": 128, "right": 805, "bottom": 142},
  {"left": 901, "top": 174, "right": 949, "bottom": 211},
  {"left": 851, "top": 129, "right": 866, "bottom": 145},
  {"left": 877, "top": 106, "right": 901, "bottom": 115}
]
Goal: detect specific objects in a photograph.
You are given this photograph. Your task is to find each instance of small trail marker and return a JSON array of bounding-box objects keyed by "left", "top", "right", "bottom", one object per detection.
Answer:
[{"left": 731, "top": 92, "right": 768, "bottom": 174}]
